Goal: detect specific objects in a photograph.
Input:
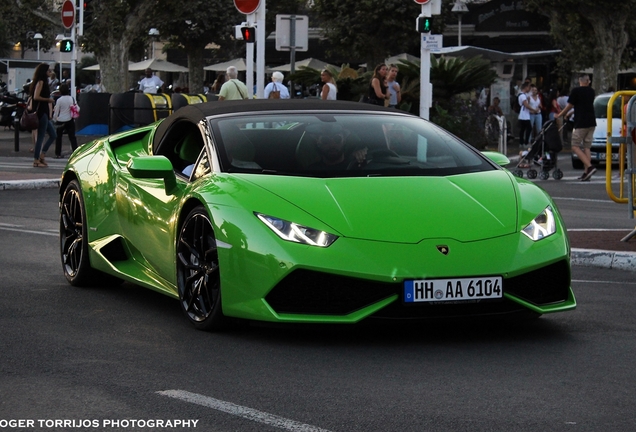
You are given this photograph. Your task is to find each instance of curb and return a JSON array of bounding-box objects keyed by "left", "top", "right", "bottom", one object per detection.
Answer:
[
  {"left": 0, "top": 179, "right": 61, "bottom": 191},
  {"left": 571, "top": 248, "right": 636, "bottom": 272}
]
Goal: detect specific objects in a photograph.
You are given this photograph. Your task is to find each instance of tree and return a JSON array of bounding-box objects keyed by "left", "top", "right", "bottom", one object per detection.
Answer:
[
  {"left": 525, "top": 0, "right": 636, "bottom": 92},
  {"left": 0, "top": 0, "right": 58, "bottom": 59},
  {"left": 78, "top": 0, "right": 157, "bottom": 93},
  {"left": 311, "top": 0, "right": 423, "bottom": 68}
]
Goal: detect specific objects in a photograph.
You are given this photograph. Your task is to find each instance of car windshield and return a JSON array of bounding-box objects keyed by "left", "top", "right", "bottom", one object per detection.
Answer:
[
  {"left": 209, "top": 113, "right": 495, "bottom": 178},
  {"left": 594, "top": 95, "right": 623, "bottom": 119}
]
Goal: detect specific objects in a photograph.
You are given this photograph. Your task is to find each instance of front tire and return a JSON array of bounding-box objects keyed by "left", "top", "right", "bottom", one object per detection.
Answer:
[
  {"left": 60, "top": 180, "right": 99, "bottom": 286},
  {"left": 177, "top": 206, "right": 225, "bottom": 331}
]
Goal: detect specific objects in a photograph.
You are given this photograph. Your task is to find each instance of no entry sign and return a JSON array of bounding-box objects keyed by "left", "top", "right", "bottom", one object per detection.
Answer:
[
  {"left": 61, "top": 0, "right": 75, "bottom": 29},
  {"left": 234, "top": 0, "right": 260, "bottom": 14}
]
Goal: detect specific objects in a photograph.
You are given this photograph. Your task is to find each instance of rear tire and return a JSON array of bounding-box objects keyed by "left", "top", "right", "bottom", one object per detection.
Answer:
[{"left": 176, "top": 206, "right": 225, "bottom": 331}]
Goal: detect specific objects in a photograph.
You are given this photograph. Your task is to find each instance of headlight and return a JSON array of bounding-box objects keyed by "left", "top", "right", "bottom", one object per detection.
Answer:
[
  {"left": 256, "top": 213, "right": 338, "bottom": 247},
  {"left": 521, "top": 206, "right": 556, "bottom": 241}
]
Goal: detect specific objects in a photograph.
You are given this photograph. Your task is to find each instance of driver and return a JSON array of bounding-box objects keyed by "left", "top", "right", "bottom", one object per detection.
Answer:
[{"left": 306, "top": 123, "right": 367, "bottom": 169}]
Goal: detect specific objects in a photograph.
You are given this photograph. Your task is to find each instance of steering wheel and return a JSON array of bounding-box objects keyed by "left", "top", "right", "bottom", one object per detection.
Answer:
[{"left": 347, "top": 148, "right": 402, "bottom": 169}]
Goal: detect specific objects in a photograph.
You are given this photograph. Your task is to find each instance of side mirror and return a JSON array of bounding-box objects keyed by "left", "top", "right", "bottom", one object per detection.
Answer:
[
  {"left": 127, "top": 156, "right": 177, "bottom": 195},
  {"left": 482, "top": 151, "right": 510, "bottom": 167}
]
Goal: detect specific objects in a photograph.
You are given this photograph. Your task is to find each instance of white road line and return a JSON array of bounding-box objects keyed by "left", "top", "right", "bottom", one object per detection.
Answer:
[
  {"left": 157, "top": 390, "right": 334, "bottom": 432},
  {"left": 572, "top": 279, "right": 636, "bottom": 285},
  {"left": 552, "top": 196, "right": 616, "bottom": 203},
  {"left": 0, "top": 226, "right": 57, "bottom": 237}
]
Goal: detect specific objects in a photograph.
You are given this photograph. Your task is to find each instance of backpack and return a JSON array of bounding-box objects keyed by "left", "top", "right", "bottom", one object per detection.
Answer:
[{"left": 512, "top": 93, "right": 521, "bottom": 113}]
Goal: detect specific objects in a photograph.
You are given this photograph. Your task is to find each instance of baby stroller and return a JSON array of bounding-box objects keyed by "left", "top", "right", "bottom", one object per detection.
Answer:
[{"left": 512, "top": 119, "right": 564, "bottom": 180}]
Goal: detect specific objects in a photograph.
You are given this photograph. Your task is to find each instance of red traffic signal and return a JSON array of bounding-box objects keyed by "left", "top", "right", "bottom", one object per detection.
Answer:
[{"left": 241, "top": 27, "right": 255, "bottom": 43}]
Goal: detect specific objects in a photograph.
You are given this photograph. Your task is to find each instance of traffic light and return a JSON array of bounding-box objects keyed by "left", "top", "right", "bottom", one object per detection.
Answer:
[
  {"left": 77, "top": 0, "right": 94, "bottom": 35},
  {"left": 240, "top": 26, "right": 256, "bottom": 43},
  {"left": 60, "top": 39, "right": 74, "bottom": 52},
  {"left": 417, "top": 16, "right": 433, "bottom": 33}
]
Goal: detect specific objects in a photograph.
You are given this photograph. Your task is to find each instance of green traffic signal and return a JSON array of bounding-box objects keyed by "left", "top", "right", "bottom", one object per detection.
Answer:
[
  {"left": 60, "top": 40, "right": 74, "bottom": 52},
  {"left": 418, "top": 16, "right": 433, "bottom": 33}
]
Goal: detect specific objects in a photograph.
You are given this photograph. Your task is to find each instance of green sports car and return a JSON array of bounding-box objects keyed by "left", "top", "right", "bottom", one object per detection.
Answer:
[{"left": 59, "top": 100, "right": 575, "bottom": 330}]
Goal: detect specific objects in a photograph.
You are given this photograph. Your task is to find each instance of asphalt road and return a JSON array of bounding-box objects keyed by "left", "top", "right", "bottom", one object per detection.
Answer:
[{"left": 1, "top": 189, "right": 636, "bottom": 431}]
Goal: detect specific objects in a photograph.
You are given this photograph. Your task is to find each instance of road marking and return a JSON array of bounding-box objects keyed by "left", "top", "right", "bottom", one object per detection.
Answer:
[
  {"left": 552, "top": 196, "right": 616, "bottom": 203},
  {"left": 0, "top": 225, "right": 57, "bottom": 237},
  {"left": 567, "top": 228, "right": 632, "bottom": 232},
  {"left": 157, "top": 390, "right": 334, "bottom": 432},
  {"left": 573, "top": 279, "right": 636, "bottom": 285}
]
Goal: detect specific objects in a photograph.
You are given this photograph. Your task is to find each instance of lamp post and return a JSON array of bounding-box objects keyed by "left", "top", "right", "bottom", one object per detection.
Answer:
[
  {"left": 451, "top": 0, "right": 468, "bottom": 47},
  {"left": 148, "top": 28, "right": 159, "bottom": 59},
  {"left": 56, "top": 34, "right": 65, "bottom": 79},
  {"left": 33, "top": 33, "right": 43, "bottom": 60}
]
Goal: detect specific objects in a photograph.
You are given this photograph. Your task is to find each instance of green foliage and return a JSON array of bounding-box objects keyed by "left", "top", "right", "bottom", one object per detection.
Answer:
[
  {"left": 430, "top": 98, "right": 489, "bottom": 150},
  {"left": 393, "top": 56, "right": 496, "bottom": 115},
  {"left": 311, "top": 0, "right": 422, "bottom": 67}
]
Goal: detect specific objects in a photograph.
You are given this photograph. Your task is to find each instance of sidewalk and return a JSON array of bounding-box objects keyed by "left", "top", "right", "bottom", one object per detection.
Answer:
[{"left": 0, "top": 127, "right": 635, "bottom": 271}]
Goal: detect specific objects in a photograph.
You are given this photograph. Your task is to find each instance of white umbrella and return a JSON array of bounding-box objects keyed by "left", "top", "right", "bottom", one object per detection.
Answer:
[
  {"left": 271, "top": 58, "right": 339, "bottom": 72},
  {"left": 385, "top": 53, "right": 419, "bottom": 65},
  {"left": 204, "top": 58, "right": 255, "bottom": 72},
  {"left": 128, "top": 58, "right": 188, "bottom": 72}
]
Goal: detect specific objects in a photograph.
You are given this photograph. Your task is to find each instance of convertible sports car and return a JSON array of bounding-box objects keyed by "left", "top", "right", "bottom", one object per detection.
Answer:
[{"left": 59, "top": 100, "right": 575, "bottom": 330}]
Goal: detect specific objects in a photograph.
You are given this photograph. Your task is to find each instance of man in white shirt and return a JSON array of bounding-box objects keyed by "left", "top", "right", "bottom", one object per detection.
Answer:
[{"left": 139, "top": 68, "right": 164, "bottom": 94}]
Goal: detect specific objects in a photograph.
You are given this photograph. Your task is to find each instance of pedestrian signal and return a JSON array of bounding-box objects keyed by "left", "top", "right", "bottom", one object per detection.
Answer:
[
  {"left": 60, "top": 39, "right": 74, "bottom": 52},
  {"left": 241, "top": 27, "right": 256, "bottom": 43},
  {"left": 417, "top": 16, "right": 433, "bottom": 33}
]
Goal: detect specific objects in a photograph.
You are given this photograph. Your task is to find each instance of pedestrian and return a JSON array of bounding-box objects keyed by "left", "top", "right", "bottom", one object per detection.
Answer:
[
  {"left": 48, "top": 71, "right": 59, "bottom": 91},
  {"left": 138, "top": 68, "right": 164, "bottom": 94},
  {"left": 264, "top": 71, "right": 290, "bottom": 99},
  {"left": 386, "top": 64, "right": 401, "bottom": 108},
  {"left": 52, "top": 83, "right": 79, "bottom": 158},
  {"left": 211, "top": 74, "right": 225, "bottom": 94},
  {"left": 367, "top": 64, "right": 389, "bottom": 106},
  {"left": 218, "top": 66, "right": 248, "bottom": 101},
  {"left": 88, "top": 77, "right": 106, "bottom": 93},
  {"left": 517, "top": 81, "right": 533, "bottom": 162},
  {"left": 556, "top": 74, "right": 597, "bottom": 181},
  {"left": 320, "top": 69, "right": 337, "bottom": 100},
  {"left": 528, "top": 84, "right": 543, "bottom": 142},
  {"left": 29, "top": 63, "right": 57, "bottom": 168}
]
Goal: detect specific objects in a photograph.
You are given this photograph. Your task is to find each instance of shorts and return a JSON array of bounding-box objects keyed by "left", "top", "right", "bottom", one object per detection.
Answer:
[{"left": 571, "top": 127, "right": 595, "bottom": 149}]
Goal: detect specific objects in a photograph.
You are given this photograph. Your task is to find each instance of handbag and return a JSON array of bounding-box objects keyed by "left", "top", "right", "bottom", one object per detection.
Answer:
[
  {"left": 70, "top": 99, "right": 80, "bottom": 119},
  {"left": 20, "top": 99, "right": 39, "bottom": 131},
  {"left": 268, "top": 83, "right": 281, "bottom": 99}
]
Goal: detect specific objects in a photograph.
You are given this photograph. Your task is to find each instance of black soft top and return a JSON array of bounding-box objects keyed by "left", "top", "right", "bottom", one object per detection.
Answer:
[{"left": 152, "top": 99, "right": 398, "bottom": 152}]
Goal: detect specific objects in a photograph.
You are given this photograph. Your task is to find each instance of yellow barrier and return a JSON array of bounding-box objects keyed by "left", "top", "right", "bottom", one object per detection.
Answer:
[
  {"left": 605, "top": 91, "right": 636, "bottom": 203},
  {"left": 181, "top": 94, "right": 207, "bottom": 104},
  {"left": 143, "top": 93, "right": 173, "bottom": 122}
]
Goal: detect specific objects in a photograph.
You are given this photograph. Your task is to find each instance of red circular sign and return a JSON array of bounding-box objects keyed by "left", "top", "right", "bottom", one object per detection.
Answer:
[
  {"left": 234, "top": 0, "right": 260, "bottom": 14},
  {"left": 61, "top": 0, "right": 75, "bottom": 29},
  {"left": 414, "top": 0, "right": 432, "bottom": 4}
]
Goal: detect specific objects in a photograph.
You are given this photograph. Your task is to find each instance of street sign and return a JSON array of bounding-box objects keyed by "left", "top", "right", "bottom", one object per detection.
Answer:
[
  {"left": 414, "top": 0, "right": 432, "bottom": 4},
  {"left": 234, "top": 0, "right": 260, "bottom": 15},
  {"left": 61, "top": 0, "right": 75, "bottom": 29},
  {"left": 275, "top": 15, "right": 309, "bottom": 52},
  {"left": 422, "top": 34, "right": 443, "bottom": 51}
]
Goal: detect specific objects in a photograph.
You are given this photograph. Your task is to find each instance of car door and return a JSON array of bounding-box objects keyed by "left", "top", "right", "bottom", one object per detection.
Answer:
[{"left": 115, "top": 123, "right": 205, "bottom": 287}]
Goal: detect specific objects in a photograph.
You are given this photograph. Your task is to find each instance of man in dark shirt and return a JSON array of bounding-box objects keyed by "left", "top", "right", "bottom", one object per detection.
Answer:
[{"left": 556, "top": 74, "right": 597, "bottom": 181}]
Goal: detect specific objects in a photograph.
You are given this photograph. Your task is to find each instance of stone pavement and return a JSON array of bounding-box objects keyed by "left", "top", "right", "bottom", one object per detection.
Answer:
[{"left": 0, "top": 126, "right": 634, "bottom": 272}]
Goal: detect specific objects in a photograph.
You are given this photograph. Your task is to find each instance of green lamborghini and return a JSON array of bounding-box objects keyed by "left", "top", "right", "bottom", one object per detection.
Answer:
[{"left": 59, "top": 100, "right": 575, "bottom": 330}]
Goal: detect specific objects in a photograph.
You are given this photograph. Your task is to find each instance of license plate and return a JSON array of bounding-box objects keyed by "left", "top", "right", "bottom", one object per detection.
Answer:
[
  {"left": 599, "top": 152, "right": 619, "bottom": 161},
  {"left": 404, "top": 276, "right": 503, "bottom": 303}
]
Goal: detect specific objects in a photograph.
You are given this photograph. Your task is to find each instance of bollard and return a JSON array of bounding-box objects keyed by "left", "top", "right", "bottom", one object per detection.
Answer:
[{"left": 13, "top": 116, "right": 19, "bottom": 152}]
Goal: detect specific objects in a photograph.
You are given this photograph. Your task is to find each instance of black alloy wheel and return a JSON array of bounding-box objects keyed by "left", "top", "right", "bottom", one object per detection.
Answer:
[
  {"left": 60, "top": 180, "right": 97, "bottom": 286},
  {"left": 177, "top": 206, "right": 225, "bottom": 331}
]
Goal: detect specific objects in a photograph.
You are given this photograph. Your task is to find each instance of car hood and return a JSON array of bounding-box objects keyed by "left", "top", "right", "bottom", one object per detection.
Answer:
[{"left": 244, "top": 170, "right": 519, "bottom": 243}]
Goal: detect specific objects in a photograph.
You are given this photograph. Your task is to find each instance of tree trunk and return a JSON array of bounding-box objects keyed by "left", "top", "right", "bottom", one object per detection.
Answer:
[
  {"left": 187, "top": 45, "right": 205, "bottom": 94},
  {"left": 97, "top": 36, "right": 132, "bottom": 94},
  {"left": 588, "top": 13, "right": 629, "bottom": 92}
]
